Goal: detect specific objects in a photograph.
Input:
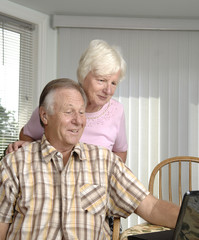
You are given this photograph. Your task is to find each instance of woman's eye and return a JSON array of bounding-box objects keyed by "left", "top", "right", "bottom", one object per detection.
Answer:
[
  {"left": 98, "top": 79, "right": 105, "bottom": 82},
  {"left": 112, "top": 81, "right": 118, "bottom": 86}
]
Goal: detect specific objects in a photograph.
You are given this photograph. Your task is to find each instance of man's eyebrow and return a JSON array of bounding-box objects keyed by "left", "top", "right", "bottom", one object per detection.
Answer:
[
  {"left": 62, "top": 103, "right": 85, "bottom": 108},
  {"left": 63, "top": 104, "right": 73, "bottom": 107}
]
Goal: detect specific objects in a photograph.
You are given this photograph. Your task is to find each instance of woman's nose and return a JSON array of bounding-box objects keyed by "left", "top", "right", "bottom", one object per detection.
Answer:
[{"left": 103, "top": 83, "right": 112, "bottom": 95}]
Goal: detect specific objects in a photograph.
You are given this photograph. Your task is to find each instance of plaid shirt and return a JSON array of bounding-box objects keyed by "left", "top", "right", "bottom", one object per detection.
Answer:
[{"left": 0, "top": 135, "right": 148, "bottom": 240}]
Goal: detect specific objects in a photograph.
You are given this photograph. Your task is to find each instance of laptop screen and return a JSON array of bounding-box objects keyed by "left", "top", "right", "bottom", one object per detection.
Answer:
[{"left": 173, "top": 191, "right": 199, "bottom": 240}]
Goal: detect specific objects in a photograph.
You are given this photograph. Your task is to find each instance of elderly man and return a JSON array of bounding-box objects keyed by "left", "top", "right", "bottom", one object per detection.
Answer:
[{"left": 0, "top": 78, "right": 179, "bottom": 240}]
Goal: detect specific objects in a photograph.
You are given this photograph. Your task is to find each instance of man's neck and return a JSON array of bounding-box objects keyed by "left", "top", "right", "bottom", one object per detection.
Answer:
[{"left": 62, "top": 151, "right": 71, "bottom": 166}]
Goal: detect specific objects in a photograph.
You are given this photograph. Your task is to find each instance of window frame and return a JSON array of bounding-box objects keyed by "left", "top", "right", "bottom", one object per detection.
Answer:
[{"left": 0, "top": 14, "right": 35, "bottom": 156}]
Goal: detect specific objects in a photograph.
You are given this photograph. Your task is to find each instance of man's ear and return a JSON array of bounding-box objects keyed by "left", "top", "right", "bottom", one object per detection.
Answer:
[{"left": 39, "top": 106, "right": 48, "bottom": 125}]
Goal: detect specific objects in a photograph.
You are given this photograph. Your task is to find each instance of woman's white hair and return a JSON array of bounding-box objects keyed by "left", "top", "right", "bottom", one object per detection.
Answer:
[{"left": 77, "top": 39, "right": 126, "bottom": 84}]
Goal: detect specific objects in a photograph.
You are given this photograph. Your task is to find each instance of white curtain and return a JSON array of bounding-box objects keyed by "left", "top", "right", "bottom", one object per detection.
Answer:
[{"left": 56, "top": 27, "right": 199, "bottom": 228}]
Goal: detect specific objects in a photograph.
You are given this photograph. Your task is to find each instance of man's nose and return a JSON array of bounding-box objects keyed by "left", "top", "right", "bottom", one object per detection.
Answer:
[{"left": 72, "top": 112, "right": 83, "bottom": 124}]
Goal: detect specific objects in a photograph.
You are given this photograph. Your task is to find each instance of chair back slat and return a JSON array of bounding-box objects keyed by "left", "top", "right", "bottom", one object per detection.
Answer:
[
  {"left": 178, "top": 161, "right": 182, "bottom": 205},
  {"left": 159, "top": 169, "right": 162, "bottom": 200},
  {"left": 169, "top": 163, "right": 172, "bottom": 202},
  {"left": 189, "top": 161, "right": 192, "bottom": 190}
]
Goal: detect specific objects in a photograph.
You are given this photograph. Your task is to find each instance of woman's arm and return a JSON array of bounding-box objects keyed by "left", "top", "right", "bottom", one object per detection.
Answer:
[
  {"left": 113, "top": 103, "right": 128, "bottom": 163},
  {"left": 19, "top": 127, "right": 35, "bottom": 141},
  {"left": 113, "top": 151, "right": 127, "bottom": 163},
  {"left": 21, "top": 107, "right": 44, "bottom": 140}
]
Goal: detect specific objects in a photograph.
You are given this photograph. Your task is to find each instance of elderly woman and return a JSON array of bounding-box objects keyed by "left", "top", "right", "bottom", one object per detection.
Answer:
[{"left": 8, "top": 39, "right": 128, "bottom": 163}]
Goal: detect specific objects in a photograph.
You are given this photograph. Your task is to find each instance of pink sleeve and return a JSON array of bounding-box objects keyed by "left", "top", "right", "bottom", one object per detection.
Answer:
[
  {"left": 112, "top": 107, "right": 128, "bottom": 152},
  {"left": 23, "top": 107, "right": 44, "bottom": 140}
]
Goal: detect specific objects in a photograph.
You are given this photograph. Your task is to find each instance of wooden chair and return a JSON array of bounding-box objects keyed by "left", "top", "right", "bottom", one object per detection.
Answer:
[{"left": 148, "top": 156, "right": 199, "bottom": 205}]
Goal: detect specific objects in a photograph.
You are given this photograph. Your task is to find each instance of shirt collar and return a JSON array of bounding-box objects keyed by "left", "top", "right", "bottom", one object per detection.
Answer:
[{"left": 41, "top": 135, "right": 87, "bottom": 163}]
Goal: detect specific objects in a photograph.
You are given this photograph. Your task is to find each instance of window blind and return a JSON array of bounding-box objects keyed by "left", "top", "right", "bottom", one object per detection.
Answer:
[{"left": 0, "top": 14, "right": 35, "bottom": 157}]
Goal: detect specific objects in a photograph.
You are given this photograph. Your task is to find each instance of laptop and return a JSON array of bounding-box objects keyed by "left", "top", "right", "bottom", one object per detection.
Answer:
[{"left": 128, "top": 190, "right": 199, "bottom": 240}]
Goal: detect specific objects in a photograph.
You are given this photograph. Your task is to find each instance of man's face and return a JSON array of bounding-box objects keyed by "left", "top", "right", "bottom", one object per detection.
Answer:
[{"left": 41, "top": 88, "right": 86, "bottom": 151}]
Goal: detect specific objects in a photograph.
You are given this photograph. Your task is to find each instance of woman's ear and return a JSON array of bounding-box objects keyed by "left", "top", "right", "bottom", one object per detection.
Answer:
[{"left": 39, "top": 106, "right": 48, "bottom": 125}]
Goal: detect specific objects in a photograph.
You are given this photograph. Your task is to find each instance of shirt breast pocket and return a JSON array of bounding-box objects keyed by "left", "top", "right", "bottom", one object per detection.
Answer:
[{"left": 80, "top": 184, "right": 107, "bottom": 215}]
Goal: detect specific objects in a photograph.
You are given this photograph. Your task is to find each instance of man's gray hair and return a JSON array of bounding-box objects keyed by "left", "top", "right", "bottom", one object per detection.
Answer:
[{"left": 39, "top": 78, "right": 87, "bottom": 126}]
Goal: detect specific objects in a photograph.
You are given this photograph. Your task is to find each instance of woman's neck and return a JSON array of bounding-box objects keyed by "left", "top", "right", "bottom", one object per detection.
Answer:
[{"left": 86, "top": 104, "right": 103, "bottom": 113}]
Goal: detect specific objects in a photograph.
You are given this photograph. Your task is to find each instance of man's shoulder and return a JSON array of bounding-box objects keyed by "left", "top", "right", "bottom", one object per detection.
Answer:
[
  {"left": 2, "top": 141, "right": 41, "bottom": 161},
  {"left": 77, "top": 142, "right": 120, "bottom": 162},
  {"left": 0, "top": 141, "right": 41, "bottom": 173},
  {"left": 21, "top": 140, "right": 41, "bottom": 152},
  {"left": 79, "top": 142, "right": 110, "bottom": 152},
  {"left": 77, "top": 142, "right": 110, "bottom": 152}
]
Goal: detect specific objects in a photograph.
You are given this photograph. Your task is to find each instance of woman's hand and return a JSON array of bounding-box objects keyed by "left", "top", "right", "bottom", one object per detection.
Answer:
[{"left": 5, "top": 140, "right": 30, "bottom": 154}]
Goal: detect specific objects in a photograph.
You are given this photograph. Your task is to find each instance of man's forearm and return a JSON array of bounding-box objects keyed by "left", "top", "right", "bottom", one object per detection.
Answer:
[
  {"left": 135, "top": 194, "right": 180, "bottom": 229},
  {"left": 0, "top": 222, "right": 9, "bottom": 240},
  {"left": 149, "top": 199, "right": 180, "bottom": 228}
]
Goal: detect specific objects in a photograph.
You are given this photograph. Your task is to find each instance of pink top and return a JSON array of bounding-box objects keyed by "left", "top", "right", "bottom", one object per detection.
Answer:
[{"left": 23, "top": 98, "right": 128, "bottom": 152}]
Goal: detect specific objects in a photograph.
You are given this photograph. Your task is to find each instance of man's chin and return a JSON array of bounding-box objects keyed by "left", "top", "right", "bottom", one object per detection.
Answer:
[{"left": 67, "top": 136, "right": 82, "bottom": 144}]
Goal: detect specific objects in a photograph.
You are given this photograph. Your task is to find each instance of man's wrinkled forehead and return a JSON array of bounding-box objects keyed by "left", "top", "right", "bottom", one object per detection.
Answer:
[{"left": 53, "top": 89, "right": 86, "bottom": 109}]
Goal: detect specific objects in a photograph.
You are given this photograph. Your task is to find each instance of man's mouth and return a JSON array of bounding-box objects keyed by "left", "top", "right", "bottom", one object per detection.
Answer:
[{"left": 70, "top": 129, "right": 79, "bottom": 133}]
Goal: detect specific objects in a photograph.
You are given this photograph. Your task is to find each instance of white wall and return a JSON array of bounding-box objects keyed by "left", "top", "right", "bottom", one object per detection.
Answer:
[{"left": 0, "top": 0, "right": 57, "bottom": 108}]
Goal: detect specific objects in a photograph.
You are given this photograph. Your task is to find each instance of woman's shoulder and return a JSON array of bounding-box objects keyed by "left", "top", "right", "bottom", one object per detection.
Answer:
[
  {"left": 110, "top": 98, "right": 123, "bottom": 106},
  {"left": 110, "top": 98, "right": 124, "bottom": 112}
]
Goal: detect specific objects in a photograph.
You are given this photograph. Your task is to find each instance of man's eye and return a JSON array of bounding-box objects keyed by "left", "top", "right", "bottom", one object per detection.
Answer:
[{"left": 80, "top": 111, "right": 85, "bottom": 114}]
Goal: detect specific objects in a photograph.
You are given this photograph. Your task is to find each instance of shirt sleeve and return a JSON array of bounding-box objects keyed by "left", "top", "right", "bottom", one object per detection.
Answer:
[
  {"left": 0, "top": 158, "right": 18, "bottom": 223},
  {"left": 23, "top": 107, "right": 44, "bottom": 140},
  {"left": 109, "top": 158, "right": 149, "bottom": 218},
  {"left": 112, "top": 106, "right": 128, "bottom": 153}
]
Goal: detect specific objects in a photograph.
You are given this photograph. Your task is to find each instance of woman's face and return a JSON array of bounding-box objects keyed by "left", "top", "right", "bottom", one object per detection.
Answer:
[{"left": 82, "top": 71, "right": 120, "bottom": 112}]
